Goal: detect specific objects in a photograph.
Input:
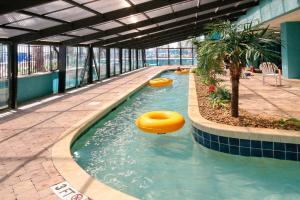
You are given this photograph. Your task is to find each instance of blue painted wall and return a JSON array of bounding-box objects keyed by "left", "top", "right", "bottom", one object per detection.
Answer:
[
  {"left": 281, "top": 22, "right": 300, "bottom": 78},
  {"left": 17, "top": 71, "right": 59, "bottom": 104},
  {"left": 237, "top": 0, "right": 300, "bottom": 25}
]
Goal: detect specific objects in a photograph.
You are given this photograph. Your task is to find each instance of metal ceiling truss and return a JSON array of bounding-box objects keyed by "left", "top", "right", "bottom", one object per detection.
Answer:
[
  {"left": 109, "top": 26, "right": 205, "bottom": 48},
  {"left": 1, "top": 0, "right": 259, "bottom": 48},
  {"left": 9, "top": 0, "right": 187, "bottom": 43},
  {"left": 91, "top": 8, "right": 246, "bottom": 48},
  {"left": 62, "top": 0, "right": 257, "bottom": 45},
  {"left": 103, "top": 11, "right": 244, "bottom": 48}
]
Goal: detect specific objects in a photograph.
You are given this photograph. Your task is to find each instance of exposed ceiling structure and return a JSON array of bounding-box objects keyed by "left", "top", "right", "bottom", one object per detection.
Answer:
[{"left": 0, "top": 0, "right": 259, "bottom": 48}]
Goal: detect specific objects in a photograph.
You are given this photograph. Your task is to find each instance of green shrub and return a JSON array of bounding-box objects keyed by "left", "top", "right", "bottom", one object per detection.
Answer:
[{"left": 209, "top": 87, "right": 231, "bottom": 108}]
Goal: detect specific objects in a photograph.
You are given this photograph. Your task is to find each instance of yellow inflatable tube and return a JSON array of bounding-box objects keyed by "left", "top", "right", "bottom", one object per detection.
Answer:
[
  {"left": 175, "top": 69, "right": 189, "bottom": 74},
  {"left": 136, "top": 111, "right": 185, "bottom": 134},
  {"left": 149, "top": 78, "right": 173, "bottom": 87}
]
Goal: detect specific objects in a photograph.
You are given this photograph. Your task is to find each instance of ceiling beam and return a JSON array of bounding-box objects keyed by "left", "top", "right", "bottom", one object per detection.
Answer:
[
  {"left": 111, "top": 26, "right": 204, "bottom": 48},
  {"left": 10, "top": 0, "right": 187, "bottom": 43},
  {"left": 103, "top": 11, "right": 243, "bottom": 48},
  {"left": 91, "top": 8, "right": 246, "bottom": 47},
  {"left": 63, "top": 0, "right": 256, "bottom": 45}
]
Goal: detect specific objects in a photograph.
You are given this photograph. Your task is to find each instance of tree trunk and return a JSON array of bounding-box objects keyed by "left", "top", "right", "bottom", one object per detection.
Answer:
[
  {"left": 231, "top": 77, "right": 239, "bottom": 117},
  {"left": 230, "top": 62, "right": 241, "bottom": 117}
]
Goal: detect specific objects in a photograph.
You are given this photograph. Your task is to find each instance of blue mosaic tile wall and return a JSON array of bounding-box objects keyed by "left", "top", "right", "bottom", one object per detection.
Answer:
[{"left": 192, "top": 126, "right": 300, "bottom": 162}]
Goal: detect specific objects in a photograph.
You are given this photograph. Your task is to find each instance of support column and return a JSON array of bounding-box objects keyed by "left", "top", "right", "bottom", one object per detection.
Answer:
[
  {"left": 135, "top": 49, "right": 138, "bottom": 69},
  {"left": 167, "top": 48, "right": 170, "bottom": 65},
  {"left": 192, "top": 47, "right": 194, "bottom": 65},
  {"left": 156, "top": 48, "right": 158, "bottom": 66},
  {"left": 128, "top": 48, "right": 132, "bottom": 71},
  {"left": 106, "top": 48, "right": 110, "bottom": 78},
  {"left": 142, "top": 49, "right": 146, "bottom": 67},
  {"left": 58, "top": 45, "right": 66, "bottom": 93},
  {"left": 281, "top": 22, "right": 300, "bottom": 79},
  {"left": 180, "top": 48, "right": 182, "bottom": 65},
  {"left": 8, "top": 43, "right": 18, "bottom": 109},
  {"left": 87, "top": 45, "right": 93, "bottom": 84},
  {"left": 119, "top": 48, "right": 123, "bottom": 74}
]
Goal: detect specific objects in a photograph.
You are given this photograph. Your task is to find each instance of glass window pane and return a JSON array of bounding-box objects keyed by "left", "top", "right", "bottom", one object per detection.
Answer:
[
  {"left": 65, "top": 28, "right": 98, "bottom": 36},
  {"left": 66, "top": 47, "right": 77, "bottom": 89},
  {"left": 92, "top": 47, "right": 99, "bottom": 81},
  {"left": 110, "top": 48, "right": 115, "bottom": 76},
  {"left": 0, "top": 43, "right": 9, "bottom": 108},
  {"left": 169, "top": 48, "right": 180, "bottom": 65},
  {"left": 137, "top": 24, "right": 157, "bottom": 31},
  {"left": 93, "top": 21, "right": 123, "bottom": 30},
  {"left": 118, "top": 14, "right": 147, "bottom": 24},
  {"left": 100, "top": 48, "right": 107, "bottom": 79},
  {"left": 169, "top": 42, "right": 180, "bottom": 48},
  {"left": 115, "top": 48, "right": 120, "bottom": 75},
  {"left": 157, "top": 48, "right": 168, "bottom": 66},
  {"left": 40, "top": 35, "right": 73, "bottom": 42},
  {"left": 146, "top": 48, "right": 157, "bottom": 66},
  {"left": 172, "top": 1, "right": 198, "bottom": 12},
  {"left": 182, "top": 49, "right": 193, "bottom": 65},
  {"left": 25, "top": 1, "right": 72, "bottom": 15},
  {"left": 46, "top": 7, "right": 95, "bottom": 22},
  {"left": 119, "top": 29, "right": 138, "bottom": 35},
  {"left": 77, "top": 47, "right": 88, "bottom": 85},
  {"left": 7, "top": 17, "right": 61, "bottom": 30},
  {"left": 85, "top": 0, "right": 130, "bottom": 13},
  {"left": 145, "top": 6, "right": 172, "bottom": 18},
  {"left": 0, "top": 12, "right": 31, "bottom": 25},
  {"left": 100, "top": 34, "right": 118, "bottom": 40},
  {"left": 131, "top": 49, "right": 136, "bottom": 70},
  {"left": 0, "top": 28, "right": 28, "bottom": 38},
  {"left": 181, "top": 39, "right": 192, "bottom": 48}
]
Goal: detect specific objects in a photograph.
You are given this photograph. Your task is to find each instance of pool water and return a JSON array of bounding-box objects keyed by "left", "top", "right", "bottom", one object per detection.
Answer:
[{"left": 72, "top": 71, "right": 300, "bottom": 200}]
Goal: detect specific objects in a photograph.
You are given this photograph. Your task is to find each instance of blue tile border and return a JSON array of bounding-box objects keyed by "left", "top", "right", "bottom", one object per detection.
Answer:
[{"left": 192, "top": 126, "right": 300, "bottom": 162}]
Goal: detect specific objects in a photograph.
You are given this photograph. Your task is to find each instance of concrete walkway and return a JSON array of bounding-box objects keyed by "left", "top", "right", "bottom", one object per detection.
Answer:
[
  {"left": 222, "top": 74, "right": 300, "bottom": 119},
  {"left": 0, "top": 66, "right": 174, "bottom": 200}
]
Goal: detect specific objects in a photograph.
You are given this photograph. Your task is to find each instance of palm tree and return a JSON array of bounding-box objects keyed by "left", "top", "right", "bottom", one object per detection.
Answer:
[{"left": 194, "top": 21, "right": 281, "bottom": 117}]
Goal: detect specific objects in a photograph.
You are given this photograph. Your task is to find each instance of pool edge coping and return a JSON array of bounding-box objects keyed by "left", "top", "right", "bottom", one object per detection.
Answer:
[
  {"left": 188, "top": 74, "right": 300, "bottom": 144},
  {"left": 51, "top": 67, "right": 179, "bottom": 200}
]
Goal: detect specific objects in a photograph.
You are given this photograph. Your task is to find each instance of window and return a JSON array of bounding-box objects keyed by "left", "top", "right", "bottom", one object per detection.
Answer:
[
  {"left": 145, "top": 48, "right": 157, "bottom": 66},
  {"left": 157, "top": 48, "right": 168, "bottom": 66},
  {"left": 0, "top": 43, "right": 9, "bottom": 108},
  {"left": 169, "top": 48, "right": 180, "bottom": 65},
  {"left": 182, "top": 49, "right": 193, "bottom": 65},
  {"left": 114, "top": 48, "right": 120, "bottom": 75}
]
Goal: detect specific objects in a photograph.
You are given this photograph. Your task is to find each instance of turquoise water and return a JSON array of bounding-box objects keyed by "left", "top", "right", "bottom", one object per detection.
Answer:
[{"left": 72, "top": 71, "right": 300, "bottom": 200}]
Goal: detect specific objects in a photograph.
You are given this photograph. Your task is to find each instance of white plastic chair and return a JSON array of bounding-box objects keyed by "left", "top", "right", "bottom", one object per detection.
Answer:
[{"left": 259, "top": 62, "right": 282, "bottom": 86}]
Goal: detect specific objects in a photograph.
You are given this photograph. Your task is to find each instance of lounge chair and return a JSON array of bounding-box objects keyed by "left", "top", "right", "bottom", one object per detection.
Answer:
[{"left": 259, "top": 62, "right": 282, "bottom": 86}]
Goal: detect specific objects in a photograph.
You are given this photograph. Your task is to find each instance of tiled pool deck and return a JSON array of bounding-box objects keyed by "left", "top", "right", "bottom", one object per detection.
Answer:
[
  {"left": 1, "top": 67, "right": 300, "bottom": 200},
  {"left": 222, "top": 74, "right": 300, "bottom": 119},
  {"left": 0, "top": 66, "right": 174, "bottom": 200}
]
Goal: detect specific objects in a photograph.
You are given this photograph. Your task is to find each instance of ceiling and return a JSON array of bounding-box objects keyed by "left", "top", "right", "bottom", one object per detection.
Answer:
[{"left": 0, "top": 0, "right": 259, "bottom": 48}]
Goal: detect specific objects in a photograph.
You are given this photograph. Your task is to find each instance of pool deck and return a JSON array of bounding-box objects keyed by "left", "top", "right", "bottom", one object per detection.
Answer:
[
  {"left": 221, "top": 73, "right": 300, "bottom": 120},
  {"left": 0, "top": 66, "right": 175, "bottom": 200},
  {"left": 1, "top": 66, "right": 300, "bottom": 200}
]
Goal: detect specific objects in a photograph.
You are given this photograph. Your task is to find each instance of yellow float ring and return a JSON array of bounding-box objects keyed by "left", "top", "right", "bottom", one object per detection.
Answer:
[
  {"left": 149, "top": 78, "right": 173, "bottom": 87},
  {"left": 175, "top": 69, "right": 189, "bottom": 74},
  {"left": 135, "top": 111, "right": 185, "bottom": 134}
]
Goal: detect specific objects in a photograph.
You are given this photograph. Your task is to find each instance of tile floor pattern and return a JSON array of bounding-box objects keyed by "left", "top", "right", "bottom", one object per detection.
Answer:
[
  {"left": 1, "top": 67, "right": 300, "bottom": 199},
  {"left": 222, "top": 74, "right": 300, "bottom": 119},
  {"left": 0, "top": 66, "right": 174, "bottom": 200}
]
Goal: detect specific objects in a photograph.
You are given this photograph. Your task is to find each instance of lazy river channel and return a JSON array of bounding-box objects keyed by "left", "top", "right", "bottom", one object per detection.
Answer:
[{"left": 72, "top": 71, "right": 300, "bottom": 200}]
